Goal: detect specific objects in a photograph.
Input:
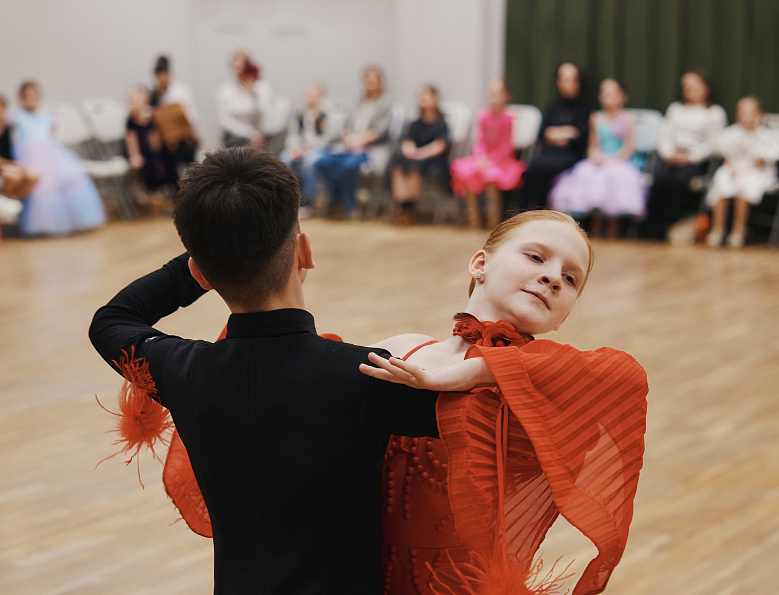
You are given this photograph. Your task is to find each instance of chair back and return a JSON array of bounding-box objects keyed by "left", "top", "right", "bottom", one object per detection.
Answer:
[
  {"left": 50, "top": 102, "right": 92, "bottom": 147},
  {"left": 81, "top": 98, "right": 128, "bottom": 144},
  {"left": 388, "top": 103, "right": 407, "bottom": 142},
  {"left": 505, "top": 104, "right": 543, "bottom": 150},
  {"left": 440, "top": 101, "right": 472, "bottom": 160},
  {"left": 261, "top": 95, "right": 293, "bottom": 136},
  {"left": 629, "top": 108, "right": 663, "bottom": 155}
]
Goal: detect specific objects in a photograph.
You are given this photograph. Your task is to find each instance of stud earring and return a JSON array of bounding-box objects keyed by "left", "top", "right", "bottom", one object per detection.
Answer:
[{"left": 477, "top": 274, "right": 482, "bottom": 280}]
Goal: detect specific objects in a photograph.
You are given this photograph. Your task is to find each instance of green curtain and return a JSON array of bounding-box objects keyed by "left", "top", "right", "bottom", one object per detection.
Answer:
[{"left": 505, "top": 0, "right": 779, "bottom": 121}]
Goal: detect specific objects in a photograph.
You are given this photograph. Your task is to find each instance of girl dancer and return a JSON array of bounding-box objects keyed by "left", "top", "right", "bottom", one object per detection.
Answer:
[
  {"left": 12, "top": 81, "right": 105, "bottom": 235},
  {"left": 363, "top": 210, "right": 647, "bottom": 594}
]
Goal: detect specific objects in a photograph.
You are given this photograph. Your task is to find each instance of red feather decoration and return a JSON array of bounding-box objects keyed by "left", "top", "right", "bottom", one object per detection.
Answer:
[{"left": 96, "top": 347, "right": 173, "bottom": 487}]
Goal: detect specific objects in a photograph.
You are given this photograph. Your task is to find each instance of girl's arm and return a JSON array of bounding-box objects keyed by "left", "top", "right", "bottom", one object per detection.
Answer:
[
  {"left": 472, "top": 111, "right": 488, "bottom": 158},
  {"left": 586, "top": 113, "right": 601, "bottom": 162},
  {"left": 413, "top": 138, "right": 447, "bottom": 160},
  {"left": 360, "top": 351, "right": 495, "bottom": 392},
  {"left": 614, "top": 112, "right": 635, "bottom": 161},
  {"left": 125, "top": 129, "right": 144, "bottom": 169}
]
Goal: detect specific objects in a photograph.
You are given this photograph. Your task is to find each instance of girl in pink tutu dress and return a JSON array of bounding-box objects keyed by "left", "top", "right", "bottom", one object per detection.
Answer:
[
  {"left": 549, "top": 78, "right": 646, "bottom": 237},
  {"left": 450, "top": 79, "right": 526, "bottom": 230}
]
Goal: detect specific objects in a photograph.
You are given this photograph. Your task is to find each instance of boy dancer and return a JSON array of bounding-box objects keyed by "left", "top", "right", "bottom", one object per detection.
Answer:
[{"left": 89, "top": 148, "right": 439, "bottom": 594}]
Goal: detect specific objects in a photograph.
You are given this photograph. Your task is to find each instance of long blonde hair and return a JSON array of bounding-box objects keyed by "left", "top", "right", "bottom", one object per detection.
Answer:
[{"left": 468, "top": 210, "right": 594, "bottom": 296}]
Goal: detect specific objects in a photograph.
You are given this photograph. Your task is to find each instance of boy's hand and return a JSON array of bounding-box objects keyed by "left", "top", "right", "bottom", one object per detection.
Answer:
[{"left": 360, "top": 352, "right": 496, "bottom": 392}]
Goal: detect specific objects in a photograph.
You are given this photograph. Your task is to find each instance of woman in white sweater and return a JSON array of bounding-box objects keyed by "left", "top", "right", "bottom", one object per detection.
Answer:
[
  {"left": 642, "top": 70, "right": 727, "bottom": 239},
  {"left": 216, "top": 52, "right": 273, "bottom": 149}
]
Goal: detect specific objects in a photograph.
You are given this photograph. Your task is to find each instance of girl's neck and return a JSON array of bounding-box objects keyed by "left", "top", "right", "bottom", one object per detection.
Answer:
[
  {"left": 490, "top": 104, "right": 505, "bottom": 114},
  {"left": 602, "top": 107, "right": 622, "bottom": 118}
]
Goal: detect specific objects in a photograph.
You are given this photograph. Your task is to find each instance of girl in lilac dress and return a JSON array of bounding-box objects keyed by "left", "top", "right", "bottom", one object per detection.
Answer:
[
  {"left": 13, "top": 81, "right": 105, "bottom": 235},
  {"left": 450, "top": 79, "right": 526, "bottom": 230},
  {"left": 549, "top": 79, "right": 646, "bottom": 233}
]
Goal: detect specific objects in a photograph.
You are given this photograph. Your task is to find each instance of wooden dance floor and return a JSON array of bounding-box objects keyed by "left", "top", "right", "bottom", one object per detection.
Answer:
[{"left": 1, "top": 217, "right": 777, "bottom": 594}]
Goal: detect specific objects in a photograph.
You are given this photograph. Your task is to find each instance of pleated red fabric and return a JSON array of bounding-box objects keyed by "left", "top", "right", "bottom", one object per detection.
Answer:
[{"left": 383, "top": 340, "right": 647, "bottom": 595}]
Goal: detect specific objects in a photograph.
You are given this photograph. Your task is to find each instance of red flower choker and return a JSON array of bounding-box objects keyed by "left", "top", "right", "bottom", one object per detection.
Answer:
[{"left": 452, "top": 312, "right": 534, "bottom": 348}]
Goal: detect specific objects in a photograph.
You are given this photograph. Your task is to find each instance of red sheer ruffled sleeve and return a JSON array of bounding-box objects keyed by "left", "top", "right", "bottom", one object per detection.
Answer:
[{"left": 436, "top": 340, "right": 648, "bottom": 595}]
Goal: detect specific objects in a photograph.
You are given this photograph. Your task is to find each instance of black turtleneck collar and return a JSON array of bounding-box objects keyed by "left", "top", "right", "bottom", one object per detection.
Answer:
[{"left": 225, "top": 308, "right": 317, "bottom": 339}]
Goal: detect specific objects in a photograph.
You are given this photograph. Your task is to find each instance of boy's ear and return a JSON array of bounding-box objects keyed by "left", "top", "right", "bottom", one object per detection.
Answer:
[
  {"left": 188, "top": 257, "right": 214, "bottom": 290},
  {"left": 296, "top": 232, "right": 315, "bottom": 271}
]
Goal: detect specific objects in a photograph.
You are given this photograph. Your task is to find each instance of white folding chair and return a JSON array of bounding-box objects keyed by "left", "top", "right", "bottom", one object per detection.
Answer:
[
  {"left": 262, "top": 95, "right": 293, "bottom": 155},
  {"left": 363, "top": 103, "right": 407, "bottom": 220},
  {"left": 418, "top": 100, "right": 474, "bottom": 225},
  {"left": 505, "top": 103, "right": 543, "bottom": 159},
  {"left": 52, "top": 101, "right": 135, "bottom": 220}
]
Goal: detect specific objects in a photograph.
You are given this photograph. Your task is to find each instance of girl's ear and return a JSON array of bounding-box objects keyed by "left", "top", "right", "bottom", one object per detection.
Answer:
[{"left": 469, "top": 250, "right": 487, "bottom": 281}]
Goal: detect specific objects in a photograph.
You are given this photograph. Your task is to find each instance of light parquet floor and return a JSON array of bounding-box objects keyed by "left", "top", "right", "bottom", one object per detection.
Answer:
[{"left": 1, "top": 217, "right": 778, "bottom": 594}]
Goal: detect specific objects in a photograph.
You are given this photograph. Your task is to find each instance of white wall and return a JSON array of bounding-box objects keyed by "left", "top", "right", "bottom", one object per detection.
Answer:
[{"left": 0, "top": 0, "right": 507, "bottom": 150}]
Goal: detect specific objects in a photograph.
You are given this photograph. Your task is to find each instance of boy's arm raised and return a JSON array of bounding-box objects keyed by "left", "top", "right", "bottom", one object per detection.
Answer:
[{"left": 89, "top": 253, "right": 208, "bottom": 375}]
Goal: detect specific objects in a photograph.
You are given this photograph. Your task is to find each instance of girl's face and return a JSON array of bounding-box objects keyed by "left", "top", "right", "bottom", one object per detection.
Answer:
[
  {"left": 557, "top": 63, "right": 581, "bottom": 100},
  {"left": 736, "top": 98, "right": 761, "bottom": 130},
  {"left": 486, "top": 80, "right": 508, "bottom": 110},
  {"left": 418, "top": 88, "right": 438, "bottom": 112},
  {"left": 599, "top": 79, "right": 626, "bottom": 112},
  {"left": 304, "top": 84, "right": 322, "bottom": 109},
  {"left": 473, "top": 220, "right": 590, "bottom": 335},
  {"left": 681, "top": 73, "right": 708, "bottom": 105},
  {"left": 20, "top": 85, "right": 41, "bottom": 111},
  {"left": 128, "top": 88, "right": 150, "bottom": 112}
]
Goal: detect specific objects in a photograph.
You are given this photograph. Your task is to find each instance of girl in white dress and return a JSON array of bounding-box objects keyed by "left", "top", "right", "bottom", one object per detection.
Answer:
[{"left": 706, "top": 96, "right": 779, "bottom": 248}]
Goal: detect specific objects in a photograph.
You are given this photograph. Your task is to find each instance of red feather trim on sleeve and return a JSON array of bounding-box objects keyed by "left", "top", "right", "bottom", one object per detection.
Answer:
[{"left": 96, "top": 346, "right": 174, "bottom": 487}]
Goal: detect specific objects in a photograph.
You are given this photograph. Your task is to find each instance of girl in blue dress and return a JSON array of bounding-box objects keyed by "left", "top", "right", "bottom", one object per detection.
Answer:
[
  {"left": 549, "top": 78, "right": 646, "bottom": 232},
  {"left": 12, "top": 81, "right": 105, "bottom": 235}
]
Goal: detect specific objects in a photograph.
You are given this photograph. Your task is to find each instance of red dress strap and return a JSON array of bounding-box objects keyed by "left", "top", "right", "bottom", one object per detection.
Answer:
[{"left": 401, "top": 339, "right": 437, "bottom": 361}]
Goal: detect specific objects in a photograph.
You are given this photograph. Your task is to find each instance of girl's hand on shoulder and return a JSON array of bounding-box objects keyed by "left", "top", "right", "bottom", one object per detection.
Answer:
[{"left": 360, "top": 352, "right": 495, "bottom": 392}]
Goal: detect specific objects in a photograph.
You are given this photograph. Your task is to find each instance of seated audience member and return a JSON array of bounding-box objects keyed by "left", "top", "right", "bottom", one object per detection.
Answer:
[
  {"left": 316, "top": 65, "right": 392, "bottom": 218},
  {"left": 0, "top": 93, "right": 39, "bottom": 200},
  {"left": 549, "top": 78, "right": 646, "bottom": 237},
  {"left": 642, "top": 70, "right": 727, "bottom": 240},
  {"left": 389, "top": 84, "right": 449, "bottom": 225},
  {"left": 519, "top": 62, "right": 593, "bottom": 211},
  {"left": 280, "top": 82, "right": 336, "bottom": 218},
  {"left": 217, "top": 51, "right": 273, "bottom": 149},
  {"left": 126, "top": 87, "right": 178, "bottom": 192},
  {"left": 450, "top": 79, "right": 525, "bottom": 229},
  {"left": 12, "top": 81, "right": 105, "bottom": 236},
  {"left": 705, "top": 96, "right": 779, "bottom": 248},
  {"left": 149, "top": 55, "right": 199, "bottom": 165}
]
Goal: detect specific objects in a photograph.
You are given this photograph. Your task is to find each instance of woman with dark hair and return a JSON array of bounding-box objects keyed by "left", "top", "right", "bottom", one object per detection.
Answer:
[
  {"left": 216, "top": 51, "right": 273, "bottom": 149},
  {"left": 149, "top": 55, "right": 199, "bottom": 165},
  {"left": 518, "top": 62, "right": 593, "bottom": 211},
  {"left": 641, "top": 70, "right": 727, "bottom": 239},
  {"left": 389, "top": 84, "right": 450, "bottom": 224}
]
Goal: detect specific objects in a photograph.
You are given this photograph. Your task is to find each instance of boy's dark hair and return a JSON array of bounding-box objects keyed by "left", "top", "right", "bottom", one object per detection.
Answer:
[{"left": 173, "top": 148, "right": 301, "bottom": 306}]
